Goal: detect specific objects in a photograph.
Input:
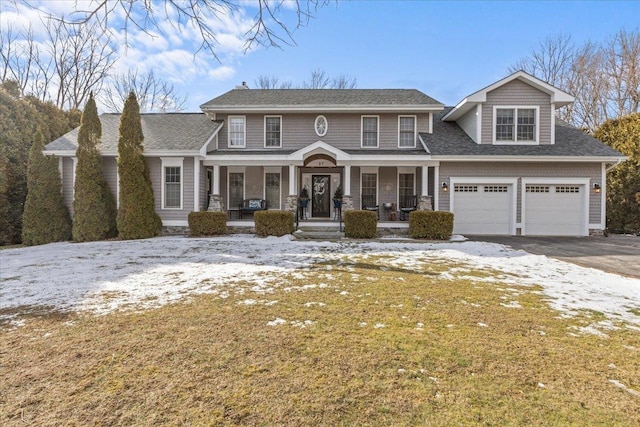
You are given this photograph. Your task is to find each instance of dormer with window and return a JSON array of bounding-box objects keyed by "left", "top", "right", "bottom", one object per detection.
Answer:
[{"left": 442, "top": 71, "right": 574, "bottom": 145}]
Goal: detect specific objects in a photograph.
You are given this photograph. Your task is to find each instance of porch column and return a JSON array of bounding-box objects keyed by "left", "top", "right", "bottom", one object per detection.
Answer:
[
  {"left": 208, "top": 164, "right": 223, "bottom": 211},
  {"left": 418, "top": 165, "right": 433, "bottom": 211},
  {"left": 193, "top": 159, "right": 200, "bottom": 211},
  {"left": 433, "top": 165, "right": 440, "bottom": 211},
  {"left": 342, "top": 164, "right": 354, "bottom": 212},
  {"left": 343, "top": 164, "right": 351, "bottom": 195},
  {"left": 286, "top": 164, "right": 298, "bottom": 214},
  {"left": 288, "top": 164, "right": 296, "bottom": 195},
  {"left": 213, "top": 164, "right": 220, "bottom": 194}
]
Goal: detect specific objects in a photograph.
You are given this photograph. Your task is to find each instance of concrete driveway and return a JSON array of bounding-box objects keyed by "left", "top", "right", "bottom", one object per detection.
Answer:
[{"left": 471, "top": 235, "right": 640, "bottom": 279}]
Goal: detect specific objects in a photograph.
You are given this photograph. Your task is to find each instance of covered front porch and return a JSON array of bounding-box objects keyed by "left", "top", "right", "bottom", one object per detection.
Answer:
[{"left": 202, "top": 141, "right": 441, "bottom": 222}]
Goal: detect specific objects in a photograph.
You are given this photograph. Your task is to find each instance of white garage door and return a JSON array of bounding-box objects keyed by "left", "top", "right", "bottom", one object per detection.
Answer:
[
  {"left": 524, "top": 184, "right": 585, "bottom": 236},
  {"left": 452, "top": 184, "right": 512, "bottom": 235}
]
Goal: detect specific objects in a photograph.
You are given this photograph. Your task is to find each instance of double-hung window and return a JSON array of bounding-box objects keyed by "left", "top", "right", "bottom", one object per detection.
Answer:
[
  {"left": 228, "top": 116, "right": 246, "bottom": 148},
  {"left": 398, "top": 116, "right": 416, "bottom": 148},
  {"left": 161, "top": 157, "right": 184, "bottom": 209},
  {"left": 264, "top": 116, "right": 281, "bottom": 148},
  {"left": 495, "top": 107, "right": 537, "bottom": 143},
  {"left": 361, "top": 116, "right": 379, "bottom": 148},
  {"left": 361, "top": 173, "right": 377, "bottom": 201},
  {"left": 228, "top": 171, "right": 244, "bottom": 210},
  {"left": 265, "top": 170, "right": 281, "bottom": 209}
]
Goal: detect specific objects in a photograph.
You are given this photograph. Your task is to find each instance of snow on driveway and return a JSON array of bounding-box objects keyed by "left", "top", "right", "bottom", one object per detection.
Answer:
[{"left": 1, "top": 235, "right": 639, "bottom": 331}]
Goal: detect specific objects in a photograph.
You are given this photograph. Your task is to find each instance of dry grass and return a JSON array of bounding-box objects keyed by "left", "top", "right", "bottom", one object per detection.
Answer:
[{"left": 1, "top": 255, "right": 639, "bottom": 426}]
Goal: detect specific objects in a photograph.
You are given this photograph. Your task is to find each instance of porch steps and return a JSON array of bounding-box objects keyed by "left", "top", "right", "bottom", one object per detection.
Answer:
[{"left": 293, "top": 226, "right": 344, "bottom": 241}]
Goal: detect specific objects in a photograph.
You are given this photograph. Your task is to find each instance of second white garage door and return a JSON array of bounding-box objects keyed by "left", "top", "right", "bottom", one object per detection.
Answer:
[
  {"left": 452, "top": 184, "right": 513, "bottom": 235},
  {"left": 524, "top": 184, "right": 586, "bottom": 236}
]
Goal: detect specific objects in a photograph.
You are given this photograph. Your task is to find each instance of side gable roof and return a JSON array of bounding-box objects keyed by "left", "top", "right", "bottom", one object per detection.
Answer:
[
  {"left": 442, "top": 70, "right": 575, "bottom": 121},
  {"left": 421, "top": 108, "right": 624, "bottom": 159},
  {"left": 200, "top": 89, "right": 444, "bottom": 113},
  {"left": 44, "top": 113, "right": 222, "bottom": 155}
]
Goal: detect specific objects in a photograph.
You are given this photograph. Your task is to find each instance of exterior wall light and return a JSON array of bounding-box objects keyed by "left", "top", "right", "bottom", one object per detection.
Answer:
[
  {"left": 442, "top": 182, "right": 448, "bottom": 192},
  {"left": 593, "top": 183, "right": 601, "bottom": 193}
]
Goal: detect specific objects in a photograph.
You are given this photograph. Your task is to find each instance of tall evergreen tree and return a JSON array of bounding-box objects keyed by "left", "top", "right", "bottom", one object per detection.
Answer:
[
  {"left": 22, "top": 129, "right": 72, "bottom": 245},
  {"left": 117, "top": 92, "right": 162, "bottom": 239},
  {"left": 594, "top": 113, "right": 640, "bottom": 233},
  {"left": 72, "top": 94, "right": 117, "bottom": 242}
]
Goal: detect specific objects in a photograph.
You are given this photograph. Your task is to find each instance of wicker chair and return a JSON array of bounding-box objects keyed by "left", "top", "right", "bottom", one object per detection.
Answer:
[
  {"left": 361, "top": 194, "right": 379, "bottom": 219},
  {"left": 399, "top": 195, "right": 417, "bottom": 220}
]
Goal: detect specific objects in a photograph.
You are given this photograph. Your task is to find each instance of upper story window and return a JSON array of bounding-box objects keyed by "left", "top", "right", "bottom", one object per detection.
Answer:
[
  {"left": 264, "top": 116, "right": 282, "bottom": 148},
  {"left": 361, "top": 116, "right": 379, "bottom": 148},
  {"left": 494, "top": 107, "right": 538, "bottom": 143},
  {"left": 398, "top": 115, "right": 416, "bottom": 148},
  {"left": 228, "top": 115, "right": 246, "bottom": 148}
]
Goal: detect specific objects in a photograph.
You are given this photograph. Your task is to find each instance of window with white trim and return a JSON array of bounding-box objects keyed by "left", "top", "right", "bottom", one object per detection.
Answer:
[
  {"left": 265, "top": 172, "right": 280, "bottom": 209},
  {"left": 264, "top": 116, "right": 281, "bottom": 148},
  {"left": 398, "top": 116, "right": 416, "bottom": 147},
  {"left": 361, "top": 173, "right": 377, "bottom": 201},
  {"left": 228, "top": 116, "right": 246, "bottom": 147},
  {"left": 495, "top": 107, "right": 537, "bottom": 142},
  {"left": 361, "top": 116, "right": 379, "bottom": 148},
  {"left": 161, "top": 157, "right": 184, "bottom": 209},
  {"left": 399, "top": 173, "right": 415, "bottom": 200},
  {"left": 228, "top": 172, "right": 244, "bottom": 209}
]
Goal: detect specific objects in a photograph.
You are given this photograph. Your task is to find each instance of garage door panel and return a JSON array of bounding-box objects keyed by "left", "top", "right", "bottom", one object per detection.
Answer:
[
  {"left": 524, "top": 184, "right": 584, "bottom": 236},
  {"left": 453, "top": 184, "right": 512, "bottom": 235}
]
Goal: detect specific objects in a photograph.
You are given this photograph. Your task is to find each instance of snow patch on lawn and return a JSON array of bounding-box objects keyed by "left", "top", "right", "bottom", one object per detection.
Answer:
[{"left": 1, "top": 236, "right": 639, "bottom": 333}]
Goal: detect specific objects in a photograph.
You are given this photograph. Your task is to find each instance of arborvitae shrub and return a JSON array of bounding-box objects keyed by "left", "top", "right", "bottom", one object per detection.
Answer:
[
  {"left": 117, "top": 92, "right": 162, "bottom": 240},
  {"left": 254, "top": 210, "right": 294, "bottom": 237},
  {"left": 72, "top": 95, "right": 117, "bottom": 242},
  {"left": 344, "top": 210, "right": 377, "bottom": 238},
  {"left": 409, "top": 210, "right": 454, "bottom": 240},
  {"left": 188, "top": 211, "right": 227, "bottom": 236},
  {"left": 21, "top": 129, "right": 72, "bottom": 245}
]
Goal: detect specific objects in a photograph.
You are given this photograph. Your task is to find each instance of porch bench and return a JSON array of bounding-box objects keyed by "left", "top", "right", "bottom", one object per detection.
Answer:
[{"left": 238, "top": 199, "right": 268, "bottom": 219}]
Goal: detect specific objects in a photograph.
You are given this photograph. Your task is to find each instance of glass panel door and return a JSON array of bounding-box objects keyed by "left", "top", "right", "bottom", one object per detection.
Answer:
[{"left": 312, "top": 175, "right": 331, "bottom": 218}]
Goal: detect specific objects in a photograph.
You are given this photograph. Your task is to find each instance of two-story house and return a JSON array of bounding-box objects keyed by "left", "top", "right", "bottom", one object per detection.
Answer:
[{"left": 44, "top": 71, "right": 624, "bottom": 236}]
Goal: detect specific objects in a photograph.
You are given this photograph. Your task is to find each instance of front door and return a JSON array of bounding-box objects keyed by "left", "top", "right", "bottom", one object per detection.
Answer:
[{"left": 312, "top": 175, "right": 331, "bottom": 218}]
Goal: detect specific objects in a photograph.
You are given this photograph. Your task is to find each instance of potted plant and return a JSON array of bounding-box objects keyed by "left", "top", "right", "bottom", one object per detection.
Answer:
[
  {"left": 333, "top": 185, "right": 343, "bottom": 209},
  {"left": 299, "top": 186, "right": 309, "bottom": 208}
]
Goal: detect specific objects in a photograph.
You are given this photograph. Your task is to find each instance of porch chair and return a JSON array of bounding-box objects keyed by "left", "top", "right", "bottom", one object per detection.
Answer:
[
  {"left": 399, "top": 195, "right": 417, "bottom": 220},
  {"left": 361, "top": 194, "right": 379, "bottom": 219}
]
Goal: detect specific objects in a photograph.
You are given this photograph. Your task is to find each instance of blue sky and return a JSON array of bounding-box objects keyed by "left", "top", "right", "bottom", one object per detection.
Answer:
[{"left": 2, "top": 0, "right": 639, "bottom": 111}]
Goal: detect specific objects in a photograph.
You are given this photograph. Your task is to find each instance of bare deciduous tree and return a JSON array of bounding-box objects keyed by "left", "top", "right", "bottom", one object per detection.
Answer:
[
  {"left": 22, "top": 0, "right": 331, "bottom": 59},
  {"left": 255, "top": 69, "right": 357, "bottom": 89},
  {"left": 253, "top": 75, "right": 293, "bottom": 89},
  {"left": 101, "top": 69, "right": 187, "bottom": 113},
  {"left": 44, "top": 19, "right": 117, "bottom": 110},
  {"left": 510, "top": 30, "right": 640, "bottom": 132}
]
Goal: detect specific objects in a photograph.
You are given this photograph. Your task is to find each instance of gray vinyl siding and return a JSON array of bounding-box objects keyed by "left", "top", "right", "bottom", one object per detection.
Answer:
[
  {"left": 216, "top": 113, "right": 430, "bottom": 151},
  {"left": 149, "top": 157, "right": 195, "bottom": 223},
  {"left": 199, "top": 162, "right": 208, "bottom": 211},
  {"left": 245, "top": 167, "right": 263, "bottom": 199},
  {"left": 62, "top": 157, "right": 74, "bottom": 214},
  {"left": 457, "top": 107, "right": 478, "bottom": 142},
  {"left": 102, "top": 157, "right": 118, "bottom": 204},
  {"left": 481, "top": 79, "right": 552, "bottom": 145},
  {"left": 438, "top": 162, "right": 601, "bottom": 224}
]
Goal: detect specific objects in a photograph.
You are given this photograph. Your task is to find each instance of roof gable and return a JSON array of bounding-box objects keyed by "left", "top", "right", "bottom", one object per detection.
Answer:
[{"left": 442, "top": 71, "right": 575, "bottom": 121}]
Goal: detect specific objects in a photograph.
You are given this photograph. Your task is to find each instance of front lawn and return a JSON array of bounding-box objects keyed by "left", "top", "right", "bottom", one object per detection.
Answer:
[{"left": 1, "top": 237, "right": 639, "bottom": 425}]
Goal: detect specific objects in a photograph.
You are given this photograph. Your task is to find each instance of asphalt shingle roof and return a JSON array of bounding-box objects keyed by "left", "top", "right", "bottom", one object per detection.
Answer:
[
  {"left": 44, "top": 113, "right": 221, "bottom": 153},
  {"left": 421, "top": 108, "right": 624, "bottom": 158},
  {"left": 201, "top": 89, "right": 443, "bottom": 109}
]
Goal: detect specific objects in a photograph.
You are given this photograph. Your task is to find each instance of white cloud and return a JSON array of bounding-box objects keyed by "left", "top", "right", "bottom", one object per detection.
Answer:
[{"left": 209, "top": 65, "right": 236, "bottom": 80}]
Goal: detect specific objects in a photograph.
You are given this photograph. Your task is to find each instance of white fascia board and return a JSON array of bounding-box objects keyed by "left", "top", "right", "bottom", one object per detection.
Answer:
[
  {"left": 144, "top": 150, "right": 202, "bottom": 157},
  {"left": 418, "top": 134, "right": 431, "bottom": 154},
  {"left": 201, "top": 105, "right": 444, "bottom": 114},
  {"left": 198, "top": 121, "right": 224, "bottom": 156},
  {"left": 431, "top": 155, "right": 626, "bottom": 162},
  {"left": 43, "top": 150, "right": 77, "bottom": 157}
]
